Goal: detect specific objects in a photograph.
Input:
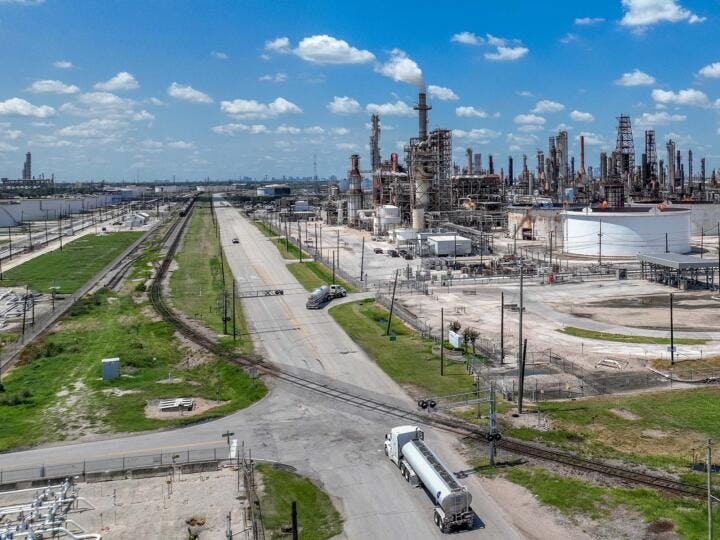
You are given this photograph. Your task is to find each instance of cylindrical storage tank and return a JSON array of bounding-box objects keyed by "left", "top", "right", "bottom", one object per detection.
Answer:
[
  {"left": 402, "top": 440, "right": 472, "bottom": 515},
  {"left": 563, "top": 207, "right": 691, "bottom": 256},
  {"left": 412, "top": 208, "right": 424, "bottom": 231}
]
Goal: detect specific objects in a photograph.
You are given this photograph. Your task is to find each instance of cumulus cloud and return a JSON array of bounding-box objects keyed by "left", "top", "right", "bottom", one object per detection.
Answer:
[
  {"left": 264, "top": 37, "right": 291, "bottom": 53},
  {"left": 698, "top": 62, "right": 720, "bottom": 79},
  {"left": 620, "top": 0, "right": 705, "bottom": 27},
  {"left": 211, "top": 123, "right": 269, "bottom": 135},
  {"left": 167, "top": 82, "right": 213, "bottom": 103},
  {"left": 331, "top": 127, "right": 350, "bottom": 136},
  {"left": 507, "top": 133, "right": 538, "bottom": 147},
  {"left": 559, "top": 33, "right": 579, "bottom": 45},
  {"left": 636, "top": 111, "right": 687, "bottom": 125},
  {"left": 0, "top": 98, "right": 55, "bottom": 118},
  {"left": 211, "top": 51, "right": 229, "bottom": 60},
  {"left": 0, "top": 141, "right": 19, "bottom": 152},
  {"left": 451, "top": 32, "right": 483, "bottom": 45},
  {"left": 53, "top": 60, "right": 74, "bottom": 69},
  {"left": 28, "top": 79, "right": 79, "bottom": 94},
  {"left": 578, "top": 131, "right": 606, "bottom": 146},
  {"left": 575, "top": 17, "right": 605, "bottom": 25},
  {"left": 365, "top": 101, "right": 414, "bottom": 116},
  {"left": 532, "top": 99, "right": 564, "bottom": 113},
  {"left": 452, "top": 128, "right": 501, "bottom": 143},
  {"left": 570, "top": 110, "right": 594, "bottom": 122},
  {"left": 57, "top": 117, "right": 126, "bottom": 139},
  {"left": 2, "top": 128, "right": 22, "bottom": 140},
  {"left": 336, "top": 142, "right": 358, "bottom": 151},
  {"left": 259, "top": 73, "right": 287, "bottom": 83},
  {"left": 293, "top": 35, "right": 374, "bottom": 64},
  {"left": 514, "top": 113, "right": 546, "bottom": 126},
  {"left": 94, "top": 71, "right": 139, "bottom": 91},
  {"left": 485, "top": 34, "right": 528, "bottom": 61},
  {"left": 327, "top": 96, "right": 360, "bottom": 115},
  {"left": 304, "top": 126, "right": 324, "bottom": 135},
  {"left": 428, "top": 85, "right": 459, "bottom": 101},
  {"left": 167, "top": 140, "right": 195, "bottom": 149},
  {"left": 456, "top": 106, "right": 487, "bottom": 118},
  {"left": 615, "top": 69, "right": 656, "bottom": 86},
  {"left": 375, "top": 49, "right": 423, "bottom": 86},
  {"left": 651, "top": 88, "right": 709, "bottom": 107},
  {"left": 276, "top": 125, "right": 301, "bottom": 135},
  {"left": 220, "top": 97, "right": 302, "bottom": 119}
]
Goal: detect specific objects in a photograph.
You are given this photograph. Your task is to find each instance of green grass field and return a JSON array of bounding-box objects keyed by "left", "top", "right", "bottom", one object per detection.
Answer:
[
  {"left": 3, "top": 231, "right": 142, "bottom": 293},
  {"left": 499, "top": 466, "right": 719, "bottom": 539},
  {"left": 287, "top": 262, "right": 356, "bottom": 292},
  {"left": 254, "top": 220, "right": 279, "bottom": 237},
  {"left": 257, "top": 464, "right": 343, "bottom": 539},
  {"left": 170, "top": 203, "right": 252, "bottom": 353},
  {"left": 329, "top": 299, "right": 478, "bottom": 397},
  {"left": 559, "top": 326, "right": 707, "bottom": 345}
]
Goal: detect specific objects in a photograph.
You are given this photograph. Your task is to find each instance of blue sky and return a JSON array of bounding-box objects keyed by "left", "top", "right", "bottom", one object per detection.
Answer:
[{"left": 0, "top": 0, "right": 718, "bottom": 182}]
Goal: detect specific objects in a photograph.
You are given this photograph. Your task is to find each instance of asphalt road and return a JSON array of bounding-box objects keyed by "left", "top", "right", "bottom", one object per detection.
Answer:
[{"left": 0, "top": 200, "right": 526, "bottom": 539}]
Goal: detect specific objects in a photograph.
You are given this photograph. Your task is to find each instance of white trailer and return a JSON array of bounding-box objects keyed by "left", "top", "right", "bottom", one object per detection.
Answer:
[
  {"left": 384, "top": 425, "right": 474, "bottom": 532},
  {"left": 305, "top": 284, "right": 347, "bottom": 309}
]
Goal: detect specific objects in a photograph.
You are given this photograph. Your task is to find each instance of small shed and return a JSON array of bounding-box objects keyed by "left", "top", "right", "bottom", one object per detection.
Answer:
[{"left": 101, "top": 357, "right": 120, "bottom": 380}]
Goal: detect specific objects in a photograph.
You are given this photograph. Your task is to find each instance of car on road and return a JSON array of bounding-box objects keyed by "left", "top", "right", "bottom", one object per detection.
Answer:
[
  {"left": 404, "top": 254, "right": 414, "bottom": 260},
  {"left": 374, "top": 248, "right": 384, "bottom": 254},
  {"left": 387, "top": 249, "right": 400, "bottom": 257},
  {"left": 232, "top": 238, "right": 239, "bottom": 244}
]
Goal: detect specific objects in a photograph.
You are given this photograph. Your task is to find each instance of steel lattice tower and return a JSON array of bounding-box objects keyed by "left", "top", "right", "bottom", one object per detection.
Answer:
[{"left": 615, "top": 115, "right": 635, "bottom": 178}]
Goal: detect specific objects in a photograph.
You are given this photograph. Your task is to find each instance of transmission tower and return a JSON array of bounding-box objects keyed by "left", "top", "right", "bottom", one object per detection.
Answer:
[{"left": 615, "top": 115, "right": 635, "bottom": 181}]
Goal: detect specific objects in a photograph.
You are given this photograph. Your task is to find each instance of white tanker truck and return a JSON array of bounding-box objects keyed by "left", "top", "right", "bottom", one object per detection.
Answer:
[{"left": 384, "top": 425, "right": 474, "bottom": 532}]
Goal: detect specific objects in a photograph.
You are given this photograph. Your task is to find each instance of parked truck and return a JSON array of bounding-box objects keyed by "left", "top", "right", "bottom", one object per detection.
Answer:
[
  {"left": 384, "top": 425, "right": 474, "bottom": 532},
  {"left": 305, "top": 284, "right": 347, "bottom": 309}
]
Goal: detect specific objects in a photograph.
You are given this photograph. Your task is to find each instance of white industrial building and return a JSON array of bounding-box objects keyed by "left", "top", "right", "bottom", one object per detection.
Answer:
[
  {"left": 427, "top": 235, "right": 472, "bottom": 256},
  {"left": 563, "top": 207, "right": 691, "bottom": 257}
]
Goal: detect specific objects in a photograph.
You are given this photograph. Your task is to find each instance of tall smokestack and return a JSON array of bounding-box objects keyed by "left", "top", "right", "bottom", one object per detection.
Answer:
[
  {"left": 488, "top": 155, "right": 494, "bottom": 175},
  {"left": 580, "top": 135, "right": 585, "bottom": 178},
  {"left": 414, "top": 90, "right": 431, "bottom": 141},
  {"left": 466, "top": 148, "right": 473, "bottom": 174},
  {"left": 370, "top": 114, "right": 381, "bottom": 172},
  {"left": 390, "top": 152, "right": 398, "bottom": 172},
  {"left": 508, "top": 156, "right": 514, "bottom": 183},
  {"left": 350, "top": 154, "right": 360, "bottom": 176}
]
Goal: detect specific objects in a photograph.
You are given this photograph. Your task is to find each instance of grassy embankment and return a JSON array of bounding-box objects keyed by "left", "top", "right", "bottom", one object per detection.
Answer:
[
  {"left": 3, "top": 231, "right": 142, "bottom": 293},
  {"left": 257, "top": 464, "right": 343, "bottom": 539},
  {"left": 0, "top": 221, "right": 266, "bottom": 452},
  {"left": 329, "top": 299, "right": 478, "bottom": 397},
  {"left": 559, "top": 326, "right": 707, "bottom": 345},
  {"left": 170, "top": 202, "right": 252, "bottom": 354},
  {"left": 253, "top": 219, "right": 308, "bottom": 259},
  {"left": 287, "top": 262, "right": 355, "bottom": 293}
]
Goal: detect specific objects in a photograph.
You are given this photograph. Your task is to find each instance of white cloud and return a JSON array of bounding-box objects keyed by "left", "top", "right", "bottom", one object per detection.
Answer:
[
  {"left": 147, "top": 97, "right": 165, "bottom": 106},
  {"left": 575, "top": 17, "right": 605, "bottom": 25},
  {"left": 456, "top": 106, "right": 487, "bottom": 118},
  {"left": 507, "top": 133, "right": 538, "bottom": 147},
  {"left": 0, "top": 98, "right": 55, "bottom": 118},
  {"left": 532, "top": 99, "right": 564, "bottom": 113},
  {"left": 375, "top": 49, "right": 423, "bottom": 86},
  {"left": 336, "top": 142, "right": 358, "bottom": 151},
  {"left": 265, "top": 37, "right": 291, "bottom": 53},
  {"left": 615, "top": 69, "right": 656, "bottom": 86},
  {"left": 365, "top": 101, "right": 414, "bottom": 116},
  {"left": 517, "top": 124, "right": 544, "bottom": 133},
  {"left": 327, "top": 96, "right": 360, "bottom": 115},
  {"left": 636, "top": 111, "right": 687, "bottom": 125},
  {"left": 452, "top": 128, "right": 501, "bottom": 142},
  {"left": 276, "top": 125, "right": 301, "bottom": 135},
  {"left": 2, "top": 128, "right": 22, "bottom": 140},
  {"left": 294, "top": 35, "right": 374, "bottom": 64},
  {"left": 167, "top": 82, "right": 213, "bottom": 103},
  {"left": 578, "top": 131, "right": 606, "bottom": 146},
  {"left": 211, "top": 123, "right": 269, "bottom": 135},
  {"left": 559, "top": 33, "right": 579, "bottom": 44},
  {"left": 28, "top": 134, "right": 71, "bottom": 148},
  {"left": 514, "top": 113, "right": 546, "bottom": 125},
  {"left": 53, "top": 60, "right": 74, "bottom": 69},
  {"left": 620, "top": 0, "right": 705, "bottom": 27},
  {"left": 258, "top": 73, "right": 287, "bottom": 83},
  {"left": 94, "top": 71, "right": 139, "bottom": 92},
  {"left": 167, "top": 140, "right": 195, "bottom": 149},
  {"left": 0, "top": 141, "right": 19, "bottom": 152},
  {"left": 651, "top": 88, "right": 709, "bottom": 107},
  {"left": 211, "top": 51, "right": 229, "bottom": 60},
  {"left": 517, "top": 90, "right": 534, "bottom": 98},
  {"left": 428, "top": 85, "right": 459, "bottom": 101},
  {"left": 570, "top": 110, "right": 594, "bottom": 122},
  {"left": 220, "top": 97, "right": 302, "bottom": 119},
  {"left": 28, "top": 79, "right": 79, "bottom": 94},
  {"left": 331, "top": 127, "right": 350, "bottom": 136},
  {"left": 698, "top": 62, "right": 720, "bottom": 79},
  {"left": 451, "top": 32, "right": 483, "bottom": 45},
  {"left": 57, "top": 118, "right": 125, "bottom": 139},
  {"left": 0, "top": 0, "right": 44, "bottom": 5},
  {"left": 304, "top": 126, "right": 324, "bottom": 135},
  {"left": 485, "top": 34, "right": 528, "bottom": 61}
]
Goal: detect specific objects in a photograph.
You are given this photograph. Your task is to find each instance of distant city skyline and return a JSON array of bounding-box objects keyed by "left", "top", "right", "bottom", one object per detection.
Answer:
[{"left": 0, "top": 0, "right": 719, "bottom": 181}]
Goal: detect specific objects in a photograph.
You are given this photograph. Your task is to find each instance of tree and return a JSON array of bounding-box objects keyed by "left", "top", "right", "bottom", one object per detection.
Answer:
[
  {"left": 466, "top": 327, "right": 479, "bottom": 355},
  {"left": 449, "top": 320, "right": 461, "bottom": 333}
]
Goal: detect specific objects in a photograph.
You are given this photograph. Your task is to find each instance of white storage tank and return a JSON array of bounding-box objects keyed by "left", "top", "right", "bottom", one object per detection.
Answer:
[
  {"left": 563, "top": 206, "right": 691, "bottom": 257},
  {"left": 427, "top": 235, "right": 472, "bottom": 256}
]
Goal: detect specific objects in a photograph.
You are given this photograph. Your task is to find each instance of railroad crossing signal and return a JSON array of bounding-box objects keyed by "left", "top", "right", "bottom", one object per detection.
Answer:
[{"left": 222, "top": 430, "right": 235, "bottom": 446}]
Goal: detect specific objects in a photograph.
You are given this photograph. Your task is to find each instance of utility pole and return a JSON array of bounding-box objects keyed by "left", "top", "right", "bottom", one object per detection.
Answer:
[
  {"left": 232, "top": 280, "right": 237, "bottom": 341},
  {"left": 598, "top": 219, "right": 602, "bottom": 266},
  {"left": 336, "top": 229, "right": 340, "bottom": 272},
  {"left": 360, "top": 236, "right": 365, "bottom": 282},
  {"left": 666, "top": 232, "right": 669, "bottom": 253},
  {"left": 291, "top": 501, "right": 298, "bottom": 540},
  {"left": 701, "top": 226, "right": 704, "bottom": 259},
  {"left": 489, "top": 380, "right": 497, "bottom": 466},
  {"left": 708, "top": 439, "right": 713, "bottom": 540},
  {"left": 332, "top": 251, "right": 336, "bottom": 284},
  {"left": 21, "top": 287, "right": 28, "bottom": 340},
  {"left": 314, "top": 222, "right": 318, "bottom": 257},
  {"left": 518, "top": 339, "right": 527, "bottom": 413},
  {"left": 670, "top": 292, "right": 675, "bottom": 366},
  {"left": 222, "top": 290, "right": 228, "bottom": 335},
  {"left": 549, "top": 231, "right": 553, "bottom": 270},
  {"left": 518, "top": 263, "right": 524, "bottom": 368},
  {"left": 513, "top": 224, "right": 517, "bottom": 256},
  {"left": 500, "top": 291, "right": 504, "bottom": 364},
  {"left": 8, "top": 227, "right": 12, "bottom": 260},
  {"left": 440, "top": 306, "right": 445, "bottom": 376},
  {"left": 58, "top": 217, "right": 63, "bottom": 252},
  {"left": 386, "top": 270, "right": 400, "bottom": 337}
]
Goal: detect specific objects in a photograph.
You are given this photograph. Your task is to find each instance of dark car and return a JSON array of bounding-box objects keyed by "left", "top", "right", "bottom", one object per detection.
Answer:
[
  {"left": 374, "top": 248, "right": 383, "bottom": 254},
  {"left": 232, "top": 238, "right": 239, "bottom": 244},
  {"left": 404, "top": 254, "right": 414, "bottom": 260},
  {"left": 388, "top": 249, "right": 400, "bottom": 257}
]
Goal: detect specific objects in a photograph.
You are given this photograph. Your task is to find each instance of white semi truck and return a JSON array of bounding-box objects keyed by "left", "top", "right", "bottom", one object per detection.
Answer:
[
  {"left": 305, "top": 284, "right": 347, "bottom": 309},
  {"left": 384, "top": 425, "right": 474, "bottom": 532}
]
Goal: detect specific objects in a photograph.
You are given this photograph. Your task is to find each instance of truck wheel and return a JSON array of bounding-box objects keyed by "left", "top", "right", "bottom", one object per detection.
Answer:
[
  {"left": 434, "top": 513, "right": 441, "bottom": 527},
  {"left": 383, "top": 446, "right": 388, "bottom": 456}
]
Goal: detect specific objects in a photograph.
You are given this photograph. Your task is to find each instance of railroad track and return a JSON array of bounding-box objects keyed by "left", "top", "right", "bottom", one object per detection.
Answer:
[{"left": 148, "top": 203, "right": 708, "bottom": 501}]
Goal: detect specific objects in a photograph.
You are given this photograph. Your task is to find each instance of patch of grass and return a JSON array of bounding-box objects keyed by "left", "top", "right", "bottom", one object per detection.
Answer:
[
  {"left": 503, "top": 466, "right": 720, "bottom": 539},
  {"left": 558, "top": 326, "right": 706, "bottom": 345},
  {"left": 3, "top": 231, "right": 142, "bottom": 293},
  {"left": 330, "top": 299, "right": 478, "bottom": 397},
  {"left": 271, "top": 236, "right": 307, "bottom": 260},
  {"left": 287, "top": 262, "right": 356, "bottom": 293},
  {"left": 254, "top": 220, "right": 278, "bottom": 237},
  {"left": 257, "top": 464, "right": 343, "bottom": 540},
  {"left": 170, "top": 203, "right": 252, "bottom": 353}
]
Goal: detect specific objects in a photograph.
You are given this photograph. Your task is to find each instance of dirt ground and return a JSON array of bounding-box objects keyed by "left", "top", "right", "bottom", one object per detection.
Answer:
[{"left": 144, "top": 397, "right": 229, "bottom": 419}]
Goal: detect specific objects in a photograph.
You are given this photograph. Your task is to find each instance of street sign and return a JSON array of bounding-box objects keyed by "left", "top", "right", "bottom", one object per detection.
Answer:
[
  {"left": 667, "top": 346, "right": 677, "bottom": 353},
  {"left": 222, "top": 430, "right": 235, "bottom": 446}
]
